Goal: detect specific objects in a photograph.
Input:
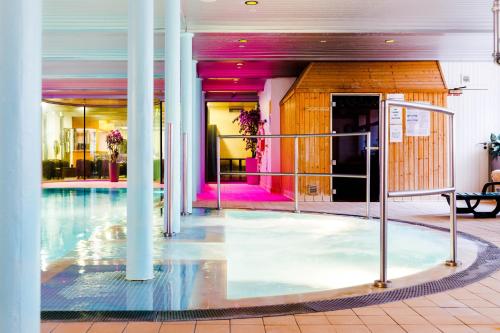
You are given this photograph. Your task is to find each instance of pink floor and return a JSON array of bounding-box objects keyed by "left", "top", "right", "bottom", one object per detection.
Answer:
[
  {"left": 197, "top": 183, "right": 290, "bottom": 202},
  {"left": 42, "top": 181, "right": 289, "bottom": 202},
  {"left": 42, "top": 180, "right": 164, "bottom": 189}
]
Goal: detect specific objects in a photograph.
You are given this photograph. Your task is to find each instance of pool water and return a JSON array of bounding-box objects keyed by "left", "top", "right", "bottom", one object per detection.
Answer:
[{"left": 42, "top": 188, "right": 473, "bottom": 306}]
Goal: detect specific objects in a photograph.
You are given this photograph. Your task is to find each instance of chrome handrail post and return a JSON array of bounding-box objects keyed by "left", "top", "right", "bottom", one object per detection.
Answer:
[
  {"left": 374, "top": 101, "right": 391, "bottom": 288},
  {"left": 294, "top": 136, "right": 300, "bottom": 213},
  {"left": 216, "top": 136, "right": 221, "bottom": 210},
  {"left": 181, "top": 133, "right": 188, "bottom": 215},
  {"left": 493, "top": 0, "right": 500, "bottom": 64},
  {"left": 446, "top": 113, "right": 459, "bottom": 267},
  {"left": 366, "top": 132, "right": 371, "bottom": 219},
  {"left": 163, "top": 122, "right": 174, "bottom": 237}
]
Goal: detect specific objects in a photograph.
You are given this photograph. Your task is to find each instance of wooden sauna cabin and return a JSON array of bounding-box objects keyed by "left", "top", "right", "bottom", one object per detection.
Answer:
[{"left": 279, "top": 61, "right": 449, "bottom": 202}]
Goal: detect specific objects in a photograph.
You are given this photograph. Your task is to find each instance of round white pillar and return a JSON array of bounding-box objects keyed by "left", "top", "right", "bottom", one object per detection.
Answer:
[
  {"left": 192, "top": 66, "right": 202, "bottom": 196},
  {"left": 165, "top": 0, "right": 182, "bottom": 232},
  {"left": 200, "top": 91, "right": 207, "bottom": 189},
  {"left": 126, "top": 0, "right": 154, "bottom": 280},
  {"left": 0, "top": 0, "right": 42, "bottom": 331},
  {"left": 181, "top": 33, "right": 194, "bottom": 214}
]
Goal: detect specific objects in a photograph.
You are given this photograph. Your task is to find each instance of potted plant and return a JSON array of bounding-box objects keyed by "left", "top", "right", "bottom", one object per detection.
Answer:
[
  {"left": 233, "top": 107, "right": 261, "bottom": 185},
  {"left": 488, "top": 133, "right": 500, "bottom": 172},
  {"left": 106, "top": 129, "right": 124, "bottom": 182}
]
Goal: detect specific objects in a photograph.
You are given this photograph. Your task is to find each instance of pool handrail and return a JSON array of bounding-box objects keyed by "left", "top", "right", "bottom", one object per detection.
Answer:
[
  {"left": 216, "top": 132, "right": 373, "bottom": 218},
  {"left": 375, "top": 100, "right": 457, "bottom": 289},
  {"left": 163, "top": 122, "right": 174, "bottom": 237}
]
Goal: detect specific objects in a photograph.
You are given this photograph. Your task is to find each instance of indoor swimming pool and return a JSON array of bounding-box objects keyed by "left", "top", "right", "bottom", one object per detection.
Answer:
[{"left": 41, "top": 188, "right": 477, "bottom": 311}]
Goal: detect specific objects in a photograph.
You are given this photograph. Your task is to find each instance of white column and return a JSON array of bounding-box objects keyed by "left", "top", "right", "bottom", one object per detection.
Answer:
[
  {"left": 192, "top": 71, "right": 202, "bottom": 196},
  {"left": 165, "top": 0, "right": 182, "bottom": 232},
  {"left": 181, "top": 33, "right": 194, "bottom": 214},
  {"left": 126, "top": 0, "right": 154, "bottom": 280},
  {"left": 200, "top": 90, "right": 207, "bottom": 190},
  {"left": 0, "top": 0, "right": 41, "bottom": 331}
]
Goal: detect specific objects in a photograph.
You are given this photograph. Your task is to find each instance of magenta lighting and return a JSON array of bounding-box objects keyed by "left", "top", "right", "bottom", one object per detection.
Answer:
[{"left": 494, "top": 0, "right": 500, "bottom": 64}]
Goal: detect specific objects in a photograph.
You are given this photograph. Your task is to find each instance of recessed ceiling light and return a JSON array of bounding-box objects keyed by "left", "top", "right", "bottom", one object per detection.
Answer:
[
  {"left": 239, "top": 45, "right": 246, "bottom": 48},
  {"left": 236, "top": 62, "right": 244, "bottom": 66},
  {"left": 385, "top": 39, "right": 396, "bottom": 44},
  {"left": 320, "top": 40, "right": 327, "bottom": 43},
  {"left": 245, "top": 1, "right": 258, "bottom": 5}
]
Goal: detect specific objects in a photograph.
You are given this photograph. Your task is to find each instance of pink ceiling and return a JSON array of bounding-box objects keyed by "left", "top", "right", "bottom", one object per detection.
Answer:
[
  {"left": 42, "top": 60, "right": 306, "bottom": 98},
  {"left": 198, "top": 60, "right": 305, "bottom": 92},
  {"left": 197, "top": 60, "right": 306, "bottom": 78}
]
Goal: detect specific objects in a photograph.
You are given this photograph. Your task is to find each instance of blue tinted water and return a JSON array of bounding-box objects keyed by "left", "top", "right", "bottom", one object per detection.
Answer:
[{"left": 42, "top": 188, "right": 474, "bottom": 304}]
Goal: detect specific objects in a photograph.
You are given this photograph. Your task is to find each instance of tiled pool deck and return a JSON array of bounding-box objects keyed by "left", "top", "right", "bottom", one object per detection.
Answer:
[{"left": 42, "top": 200, "right": 500, "bottom": 333}]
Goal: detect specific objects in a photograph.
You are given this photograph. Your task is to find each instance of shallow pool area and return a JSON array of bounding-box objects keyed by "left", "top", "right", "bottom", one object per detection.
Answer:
[{"left": 41, "top": 188, "right": 478, "bottom": 311}]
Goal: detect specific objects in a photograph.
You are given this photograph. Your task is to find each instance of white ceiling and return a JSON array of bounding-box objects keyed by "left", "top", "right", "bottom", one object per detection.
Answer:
[
  {"left": 44, "top": 0, "right": 492, "bottom": 33},
  {"left": 41, "top": 0, "right": 496, "bottom": 82}
]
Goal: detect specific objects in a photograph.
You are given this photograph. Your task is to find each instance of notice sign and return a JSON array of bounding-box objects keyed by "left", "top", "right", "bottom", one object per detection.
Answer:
[
  {"left": 390, "top": 107, "right": 403, "bottom": 125},
  {"left": 387, "top": 93, "right": 405, "bottom": 101},
  {"left": 406, "top": 109, "right": 430, "bottom": 137},
  {"left": 389, "top": 106, "right": 403, "bottom": 143},
  {"left": 390, "top": 125, "right": 403, "bottom": 143}
]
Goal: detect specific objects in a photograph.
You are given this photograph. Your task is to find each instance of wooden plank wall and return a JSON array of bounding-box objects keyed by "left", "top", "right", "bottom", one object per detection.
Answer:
[
  {"left": 280, "top": 61, "right": 449, "bottom": 202},
  {"left": 281, "top": 92, "right": 448, "bottom": 201},
  {"left": 387, "top": 92, "right": 448, "bottom": 195},
  {"left": 280, "top": 92, "right": 331, "bottom": 201}
]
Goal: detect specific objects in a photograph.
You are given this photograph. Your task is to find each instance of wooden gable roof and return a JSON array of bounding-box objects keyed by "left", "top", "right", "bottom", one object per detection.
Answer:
[{"left": 282, "top": 61, "right": 447, "bottom": 103}]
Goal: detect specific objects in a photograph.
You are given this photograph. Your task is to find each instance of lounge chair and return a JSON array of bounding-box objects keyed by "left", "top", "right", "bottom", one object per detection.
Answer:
[{"left": 442, "top": 182, "right": 500, "bottom": 218}]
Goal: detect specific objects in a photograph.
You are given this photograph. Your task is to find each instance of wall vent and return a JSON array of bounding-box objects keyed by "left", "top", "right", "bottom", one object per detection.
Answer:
[{"left": 307, "top": 184, "right": 318, "bottom": 195}]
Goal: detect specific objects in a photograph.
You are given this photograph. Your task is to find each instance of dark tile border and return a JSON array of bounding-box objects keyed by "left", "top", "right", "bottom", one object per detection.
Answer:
[{"left": 42, "top": 216, "right": 500, "bottom": 322}]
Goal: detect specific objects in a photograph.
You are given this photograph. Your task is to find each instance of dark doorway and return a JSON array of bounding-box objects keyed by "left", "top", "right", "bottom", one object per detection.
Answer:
[
  {"left": 331, "top": 95, "right": 380, "bottom": 202},
  {"left": 205, "top": 101, "right": 257, "bottom": 183}
]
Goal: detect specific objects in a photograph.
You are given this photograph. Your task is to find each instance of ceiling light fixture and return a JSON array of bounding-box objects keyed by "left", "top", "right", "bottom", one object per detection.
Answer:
[
  {"left": 239, "top": 45, "right": 246, "bottom": 48},
  {"left": 494, "top": 0, "right": 500, "bottom": 64},
  {"left": 238, "top": 39, "right": 248, "bottom": 43},
  {"left": 384, "top": 39, "right": 396, "bottom": 44},
  {"left": 236, "top": 63, "right": 244, "bottom": 66},
  {"left": 245, "top": 1, "right": 258, "bottom": 5},
  {"left": 320, "top": 40, "right": 327, "bottom": 43}
]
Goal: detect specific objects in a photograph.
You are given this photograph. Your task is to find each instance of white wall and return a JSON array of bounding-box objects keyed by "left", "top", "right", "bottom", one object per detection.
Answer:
[
  {"left": 440, "top": 62, "right": 500, "bottom": 191},
  {"left": 258, "top": 78, "right": 296, "bottom": 192}
]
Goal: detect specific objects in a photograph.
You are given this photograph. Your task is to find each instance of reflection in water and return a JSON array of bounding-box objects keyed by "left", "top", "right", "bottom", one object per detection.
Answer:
[{"left": 42, "top": 188, "right": 476, "bottom": 309}]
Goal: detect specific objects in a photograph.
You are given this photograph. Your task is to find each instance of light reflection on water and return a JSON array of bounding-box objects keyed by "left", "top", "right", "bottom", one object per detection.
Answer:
[{"left": 42, "top": 188, "right": 474, "bottom": 299}]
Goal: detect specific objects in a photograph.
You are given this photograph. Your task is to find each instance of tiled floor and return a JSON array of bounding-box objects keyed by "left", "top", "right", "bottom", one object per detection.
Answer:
[{"left": 42, "top": 200, "right": 500, "bottom": 332}]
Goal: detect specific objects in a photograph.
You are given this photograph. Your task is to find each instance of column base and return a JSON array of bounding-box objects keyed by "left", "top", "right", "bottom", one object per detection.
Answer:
[
  {"left": 163, "top": 232, "right": 176, "bottom": 238},
  {"left": 373, "top": 280, "right": 392, "bottom": 288},
  {"left": 445, "top": 260, "right": 461, "bottom": 267},
  {"left": 126, "top": 275, "right": 155, "bottom": 282}
]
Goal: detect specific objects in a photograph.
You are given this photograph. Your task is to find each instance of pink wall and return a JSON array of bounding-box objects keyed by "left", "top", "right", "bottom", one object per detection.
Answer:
[{"left": 258, "top": 78, "right": 296, "bottom": 192}]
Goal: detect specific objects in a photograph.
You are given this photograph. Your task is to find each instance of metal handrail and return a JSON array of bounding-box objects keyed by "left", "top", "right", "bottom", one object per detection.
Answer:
[
  {"left": 388, "top": 187, "right": 455, "bottom": 198},
  {"left": 219, "top": 172, "right": 367, "bottom": 178},
  {"left": 219, "top": 132, "right": 370, "bottom": 139},
  {"left": 181, "top": 133, "right": 189, "bottom": 216},
  {"left": 374, "top": 100, "right": 457, "bottom": 289},
  {"left": 163, "top": 122, "right": 174, "bottom": 237},
  {"left": 216, "top": 132, "right": 373, "bottom": 218}
]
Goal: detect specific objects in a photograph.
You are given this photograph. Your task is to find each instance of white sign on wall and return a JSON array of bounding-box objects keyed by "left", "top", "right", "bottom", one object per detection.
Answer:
[
  {"left": 406, "top": 109, "right": 430, "bottom": 137},
  {"left": 387, "top": 94, "right": 405, "bottom": 143},
  {"left": 390, "top": 125, "right": 403, "bottom": 143},
  {"left": 389, "top": 107, "right": 403, "bottom": 125}
]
